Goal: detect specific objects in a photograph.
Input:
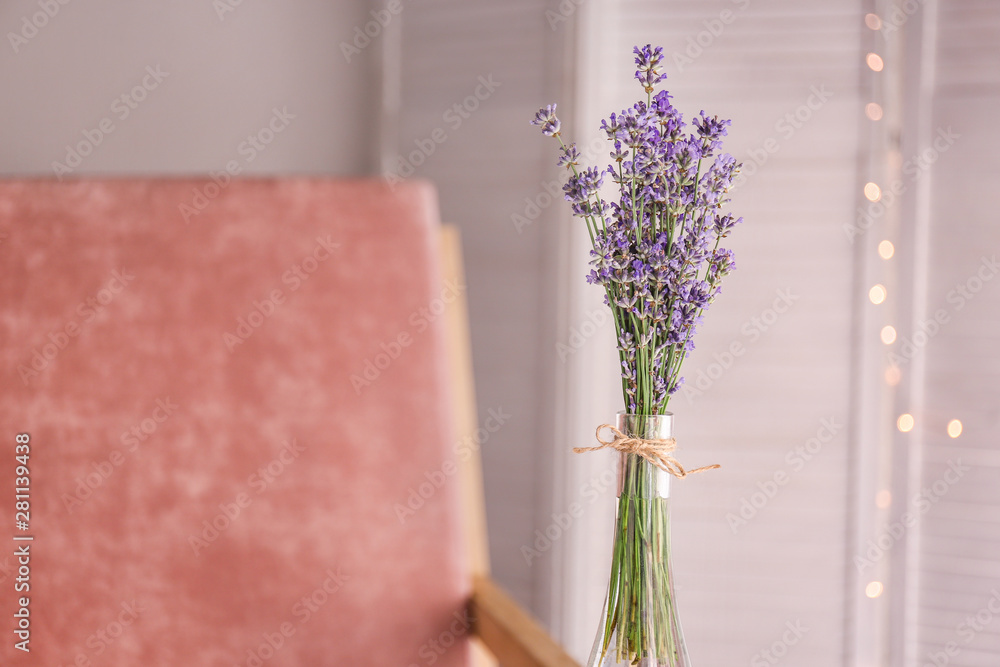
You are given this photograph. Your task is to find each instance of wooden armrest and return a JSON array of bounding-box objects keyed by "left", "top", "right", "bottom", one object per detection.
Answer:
[{"left": 470, "top": 575, "right": 580, "bottom": 667}]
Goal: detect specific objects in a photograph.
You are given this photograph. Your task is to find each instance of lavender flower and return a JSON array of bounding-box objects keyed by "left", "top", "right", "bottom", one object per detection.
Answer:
[
  {"left": 531, "top": 104, "right": 561, "bottom": 136},
  {"left": 557, "top": 142, "right": 580, "bottom": 168},
  {"left": 693, "top": 111, "right": 732, "bottom": 157},
  {"left": 532, "top": 45, "right": 744, "bottom": 413},
  {"left": 634, "top": 45, "right": 666, "bottom": 92}
]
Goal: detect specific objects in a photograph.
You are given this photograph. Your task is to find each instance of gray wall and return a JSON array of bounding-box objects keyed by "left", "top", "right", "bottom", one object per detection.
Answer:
[
  {"left": 389, "top": 0, "right": 565, "bottom": 615},
  {"left": 0, "top": 0, "right": 378, "bottom": 176}
]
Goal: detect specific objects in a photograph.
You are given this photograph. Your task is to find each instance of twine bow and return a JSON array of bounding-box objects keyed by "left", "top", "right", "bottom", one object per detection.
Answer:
[{"left": 573, "top": 424, "right": 720, "bottom": 478}]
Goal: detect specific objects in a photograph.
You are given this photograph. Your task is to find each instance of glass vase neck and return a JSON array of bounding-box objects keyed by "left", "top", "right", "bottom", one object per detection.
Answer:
[
  {"left": 616, "top": 411, "right": 674, "bottom": 500},
  {"left": 586, "top": 411, "right": 690, "bottom": 667}
]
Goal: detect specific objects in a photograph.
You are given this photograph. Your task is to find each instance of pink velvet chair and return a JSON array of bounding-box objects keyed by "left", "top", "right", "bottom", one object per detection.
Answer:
[{"left": 0, "top": 178, "right": 575, "bottom": 667}]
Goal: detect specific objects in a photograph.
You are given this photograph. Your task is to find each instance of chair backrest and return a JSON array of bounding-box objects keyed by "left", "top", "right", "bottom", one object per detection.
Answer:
[{"left": 0, "top": 178, "right": 470, "bottom": 666}]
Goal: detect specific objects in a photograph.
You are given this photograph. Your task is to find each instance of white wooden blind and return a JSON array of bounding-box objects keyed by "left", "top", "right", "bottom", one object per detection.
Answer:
[
  {"left": 911, "top": 1, "right": 1000, "bottom": 665},
  {"left": 392, "top": 3, "right": 1000, "bottom": 667},
  {"left": 562, "top": 1, "right": 869, "bottom": 665}
]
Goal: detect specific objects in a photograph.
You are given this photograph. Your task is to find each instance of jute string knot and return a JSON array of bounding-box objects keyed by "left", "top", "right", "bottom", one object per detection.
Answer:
[{"left": 573, "top": 424, "right": 720, "bottom": 479}]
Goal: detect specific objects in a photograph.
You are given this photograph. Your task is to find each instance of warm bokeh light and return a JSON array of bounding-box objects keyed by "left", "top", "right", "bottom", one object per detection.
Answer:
[
  {"left": 897, "top": 413, "right": 915, "bottom": 433},
  {"left": 878, "top": 240, "right": 895, "bottom": 259},
  {"left": 947, "top": 419, "right": 963, "bottom": 438},
  {"left": 867, "top": 53, "right": 885, "bottom": 72},
  {"left": 881, "top": 325, "right": 897, "bottom": 344},
  {"left": 865, "top": 14, "right": 882, "bottom": 30},
  {"left": 885, "top": 366, "right": 902, "bottom": 386},
  {"left": 869, "top": 284, "right": 887, "bottom": 305},
  {"left": 876, "top": 490, "right": 892, "bottom": 509},
  {"left": 865, "top": 102, "right": 884, "bottom": 121},
  {"left": 866, "top": 581, "right": 884, "bottom": 598},
  {"left": 865, "top": 182, "right": 882, "bottom": 202}
]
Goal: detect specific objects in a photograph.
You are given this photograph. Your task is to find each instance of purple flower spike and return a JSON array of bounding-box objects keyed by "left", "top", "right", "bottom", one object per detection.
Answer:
[
  {"left": 531, "top": 104, "right": 561, "bottom": 136},
  {"left": 634, "top": 44, "right": 666, "bottom": 91},
  {"left": 693, "top": 111, "right": 732, "bottom": 155},
  {"left": 531, "top": 45, "right": 743, "bottom": 413},
  {"left": 558, "top": 142, "right": 580, "bottom": 168}
]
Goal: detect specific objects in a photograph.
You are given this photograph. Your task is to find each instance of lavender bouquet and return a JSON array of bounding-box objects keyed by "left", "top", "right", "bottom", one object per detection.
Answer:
[{"left": 533, "top": 45, "right": 742, "bottom": 666}]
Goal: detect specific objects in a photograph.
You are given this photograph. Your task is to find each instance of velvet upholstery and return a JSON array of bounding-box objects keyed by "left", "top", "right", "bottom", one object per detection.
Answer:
[{"left": 0, "top": 179, "right": 469, "bottom": 666}]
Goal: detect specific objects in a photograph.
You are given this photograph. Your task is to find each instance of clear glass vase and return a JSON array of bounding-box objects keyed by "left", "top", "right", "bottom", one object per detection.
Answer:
[{"left": 586, "top": 412, "right": 691, "bottom": 667}]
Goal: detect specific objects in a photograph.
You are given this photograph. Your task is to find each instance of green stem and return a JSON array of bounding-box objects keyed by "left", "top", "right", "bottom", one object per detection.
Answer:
[{"left": 601, "top": 453, "right": 684, "bottom": 665}]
